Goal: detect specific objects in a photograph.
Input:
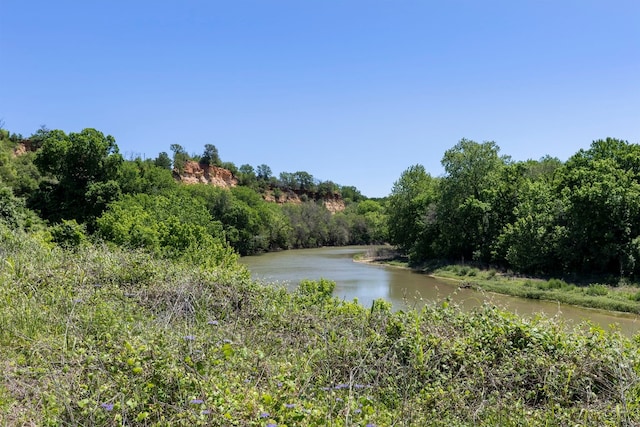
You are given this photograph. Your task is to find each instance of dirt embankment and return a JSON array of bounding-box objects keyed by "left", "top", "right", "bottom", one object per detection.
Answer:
[
  {"left": 174, "top": 161, "right": 238, "bottom": 188},
  {"left": 262, "top": 189, "right": 345, "bottom": 213},
  {"left": 175, "top": 162, "right": 345, "bottom": 213}
]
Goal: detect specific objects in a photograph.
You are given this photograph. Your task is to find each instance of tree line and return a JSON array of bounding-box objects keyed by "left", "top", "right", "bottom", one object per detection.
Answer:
[
  {"left": 387, "top": 137, "right": 640, "bottom": 279},
  {"left": 3, "top": 125, "right": 638, "bottom": 281},
  {"left": 0, "top": 127, "right": 385, "bottom": 257}
]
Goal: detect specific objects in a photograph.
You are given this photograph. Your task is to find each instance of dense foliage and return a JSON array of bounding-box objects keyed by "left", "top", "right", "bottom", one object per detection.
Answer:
[
  {"left": 1, "top": 225, "right": 639, "bottom": 426},
  {"left": 2, "top": 125, "right": 640, "bottom": 424},
  {"left": 0, "top": 127, "right": 384, "bottom": 256},
  {"left": 387, "top": 138, "right": 640, "bottom": 280}
]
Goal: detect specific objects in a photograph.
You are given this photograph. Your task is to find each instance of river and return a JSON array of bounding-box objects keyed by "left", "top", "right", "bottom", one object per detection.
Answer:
[{"left": 240, "top": 246, "right": 640, "bottom": 338}]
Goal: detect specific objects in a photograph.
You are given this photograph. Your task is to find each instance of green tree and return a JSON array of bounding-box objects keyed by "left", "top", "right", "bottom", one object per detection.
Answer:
[
  {"left": 0, "top": 184, "right": 40, "bottom": 230},
  {"left": 256, "top": 164, "right": 272, "bottom": 181},
  {"left": 97, "top": 192, "right": 225, "bottom": 255},
  {"left": 437, "top": 139, "right": 506, "bottom": 262},
  {"left": 317, "top": 180, "right": 339, "bottom": 197},
  {"left": 118, "top": 158, "right": 177, "bottom": 195},
  {"left": 293, "top": 171, "right": 316, "bottom": 192},
  {"left": 494, "top": 179, "right": 567, "bottom": 274},
  {"left": 340, "top": 185, "right": 365, "bottom": 203},
  {"left": 556, "top": 139, "right": 640, "bottom": 275},
  {"left": 154, "top": 151, "right": 172, "bottom": 170},
  {"left": 264, "top": 203, "right": 292, "bottom": 250},
  {"left": 33, "top": 128, "right": 123, "bottom": 224},
  {"left": 238, "top": 164, "right": 257, "bottom": 188},
  {"left": 523, "top": 155, "right": 563, "bottom": 183},
  {"left": 170, "top": 144, "right": 189, "bottom": 173},
  {"left": 386, "top": 165, "right": 439, "bottom": 262},
  {"left": 278, "top": 172, "right": 296, "bottom": 189},
  {"left": 283, "top": 202, "right": 331, "bottom": 248},
  {"left": 200, "top": 144, "right": 221, "bottom": 166},
  {"left": 28, "top": 125, "right": 51, "bottom": 151}
]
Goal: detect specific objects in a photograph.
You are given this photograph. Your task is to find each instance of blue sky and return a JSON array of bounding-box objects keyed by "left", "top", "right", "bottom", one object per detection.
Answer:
[{"left": 2, "top": 1, "right": 638, "bottom": 197}]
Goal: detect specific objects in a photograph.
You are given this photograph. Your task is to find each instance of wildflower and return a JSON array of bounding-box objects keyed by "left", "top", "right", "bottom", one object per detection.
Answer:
[
  {"left": 366, "top": 424, "right": 376, "bottom": 427},
  {"left": 100, "top": 403, "right": 114, "bottom": 411},
  {"left": 190, "top": 399, "right": 204, "bottom": 404},
  {"left": 260, "top": 412, "right": 270, "bottom": 418},
  {"left": 207, "top": 320, "right": 219, "bottom": 325},
  {"left": 354, "top": 409, "right": 362, "bottom": 414},
  {"left": 277, "top": 382, "right": 283, "bottom": 388},
  {"left": 354, "top": 384, "right": 366, "bottom": 389},
  {"left": 201, "top": 409, "right": 211, "bottom": 415},
  {"left": 73, "top": 298, "right": 83, "bottom": 304},
  {"left": 184, "top": 335, "right": 195, "bottom": 341},
  {"left": 285, "top": 403, "right": 295, "bottom": 409},
  {"left": 336, "top": 397, "right": 343, "bottom": 402},
  {"left": 266, "top": 424, "right": 277, "bottom": 427},
  {"left": 223, "top": 338, "right": 232, "bottom": 344}
]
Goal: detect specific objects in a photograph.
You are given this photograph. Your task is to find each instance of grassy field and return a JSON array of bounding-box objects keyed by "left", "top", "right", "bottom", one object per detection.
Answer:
[{"left": 2, "top": 230, "right": 640, "bottom": 426}]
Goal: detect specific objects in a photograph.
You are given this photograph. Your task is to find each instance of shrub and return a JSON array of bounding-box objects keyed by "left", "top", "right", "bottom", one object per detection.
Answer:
[
  {"left": 585, "top": 284, "right": 609, "bottom": 296},
  {"left": 547, "top": 278, "right": 568, "bottom": 289},
  {"left": 50, "top": 219, "right": 87, "bottom": 249},
  {"left": 296, "top": 278, "right": 336, "bottom": 306}
]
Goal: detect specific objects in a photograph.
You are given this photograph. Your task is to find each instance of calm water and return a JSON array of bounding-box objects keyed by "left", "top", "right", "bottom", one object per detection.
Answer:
[{"left": 240, "top": 246, "right": 640, "bottom": 338}]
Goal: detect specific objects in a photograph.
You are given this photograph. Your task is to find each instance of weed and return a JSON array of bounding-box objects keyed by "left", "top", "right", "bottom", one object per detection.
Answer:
[
  {"left": 585, "top": 284, "right": 609, "bottom": 296},
  {"left": 1, "top": 228, "right": 639, "bottom": 425}
]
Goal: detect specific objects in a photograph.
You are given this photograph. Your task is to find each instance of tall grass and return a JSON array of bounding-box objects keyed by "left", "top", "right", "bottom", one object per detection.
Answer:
[
  {"left": 431, "top": 265, "right": 640, "bottom": 315},
  {"left": 1, "top": 227, "right": 639, "bottom": 425}
]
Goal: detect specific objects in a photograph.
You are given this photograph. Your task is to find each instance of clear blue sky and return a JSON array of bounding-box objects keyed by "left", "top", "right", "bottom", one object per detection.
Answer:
[{"left": 2, "top": 1, "right": 638, "bottom": 198}]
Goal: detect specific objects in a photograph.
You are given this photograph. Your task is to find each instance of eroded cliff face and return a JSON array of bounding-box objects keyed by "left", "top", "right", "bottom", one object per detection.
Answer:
[
  {"left": 174, "top": 162, "right": 345, "bottom": 213},
  {"left": 12, "top": 141, "right": 37, "bottom": 157},
  {"left": 262, "top": 189, "right": 345, "bottom": 213},
  {"left": 322, "top": 195, "right": 346, "bottom": 214},
  {"left": 174, "top": 161, "right": 238, "bottom": 188}
]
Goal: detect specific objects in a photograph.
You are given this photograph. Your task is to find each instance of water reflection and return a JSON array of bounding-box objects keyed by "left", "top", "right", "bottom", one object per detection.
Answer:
[{"left": 240, "top": 246, "right": 639, "bottom": 337}]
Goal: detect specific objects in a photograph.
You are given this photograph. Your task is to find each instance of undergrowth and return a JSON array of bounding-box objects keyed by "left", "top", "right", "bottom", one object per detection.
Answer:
[{"left": 1, "top": 227, "right": 639, "bottom": 426}]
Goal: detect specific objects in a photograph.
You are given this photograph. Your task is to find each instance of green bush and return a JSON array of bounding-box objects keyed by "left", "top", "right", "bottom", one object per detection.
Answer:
[
  {"left": 296, "top": 278, "right": 336, "bottom": 306},
  {"left": 585, "top": 284, "right": 609, "bottom": 296},
  {"left": 537, "top": 278, "right": 569, "bottom": 290},
  {"left": 50, "top": 219, "right": 87, "bottom": 249}
]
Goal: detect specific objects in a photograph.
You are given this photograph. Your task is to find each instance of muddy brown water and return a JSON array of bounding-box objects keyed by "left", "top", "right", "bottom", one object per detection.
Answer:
[{"left": 240, "top": 246, "right": 640, "bottom": 338}]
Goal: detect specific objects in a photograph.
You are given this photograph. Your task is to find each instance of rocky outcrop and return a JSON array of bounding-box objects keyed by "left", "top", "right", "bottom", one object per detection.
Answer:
[
  {"left": 12, "top": 141, "right": 37, "bottom": 157},
  {"left": 263, "top": 189, "right": 345, "bottom": 213},
  {"left": 173, "top": 162, "right": 345, "bottom": 213},
  {"left": 323, "top": 195, "right": 346, "bottom": 214},
  {"left": 174, "top": 161, "right": 238, "bottom": 188}
]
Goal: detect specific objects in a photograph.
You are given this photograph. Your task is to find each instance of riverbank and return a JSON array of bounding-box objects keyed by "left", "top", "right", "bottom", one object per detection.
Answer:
[{"left": 356, "top": 248, "right": 640, "bottom": 315}]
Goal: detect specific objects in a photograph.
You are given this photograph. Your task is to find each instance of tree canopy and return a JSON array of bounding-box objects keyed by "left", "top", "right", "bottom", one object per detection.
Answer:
[
  {"left": 33, "top": 128, "right": 123, "bottom": 223},
  {"left": 386, "top": 137, "right": 640, "bottom": 279}
]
